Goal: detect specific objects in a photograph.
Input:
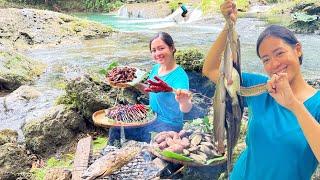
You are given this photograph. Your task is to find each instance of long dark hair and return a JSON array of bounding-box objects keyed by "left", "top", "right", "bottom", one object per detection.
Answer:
[
  {"left": 256, "top": 25, "right": 303, "bottom": 64},
  {"left": 149, "top": 32, "right": 176, "bottom": 54}
]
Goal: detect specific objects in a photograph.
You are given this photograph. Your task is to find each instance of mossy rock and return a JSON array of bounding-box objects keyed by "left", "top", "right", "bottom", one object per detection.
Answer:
[
  {"left": 0, "top": 129, "right": 18, "bottom": 145},
  {"left": 0, "top": 143, "right": 31, "bottom": 179},
  {"left": 0, "top": 50, "right": 46, "bottom": 90},
  {"left": 175, "top": 48, "right": 204, "bottom": 72}
]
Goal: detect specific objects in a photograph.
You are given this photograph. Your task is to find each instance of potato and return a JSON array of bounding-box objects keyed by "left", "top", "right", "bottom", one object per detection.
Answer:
[
  {"left": 166, "top": 137, "right": 175, "bottom": 146},
  {"left": 158, "top": 141, "right": 168, "bottom": 150},
  {"left": 166, "top": 144, "right": 184, "bottom": 153}
]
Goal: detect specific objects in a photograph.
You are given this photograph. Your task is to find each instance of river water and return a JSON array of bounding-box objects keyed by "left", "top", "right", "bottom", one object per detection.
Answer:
[{"left": 1, "top": 13, "right": 320, "bottom": 136}]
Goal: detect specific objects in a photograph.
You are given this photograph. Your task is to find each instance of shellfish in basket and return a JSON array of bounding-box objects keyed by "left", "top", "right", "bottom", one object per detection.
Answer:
[
  {"left": 92, "top": 104, "right": 156, "bottom": 128},
  {"left": 150, "top": 130, "right": 226, "bottom": 166},
  {"left": 106, "top": 66, "right": 147, "bottom": 88}
]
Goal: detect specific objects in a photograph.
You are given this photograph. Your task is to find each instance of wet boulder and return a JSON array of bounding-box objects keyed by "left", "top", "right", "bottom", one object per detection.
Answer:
[
  {"left": 0, "top": 85, "right": 42, "bottom": 138},
  {"left": 0, "top": 143, "right": 31, "bottom": 179},
  {"left": 289, "top": 2, "right": 320, "bottom": 34},
  {"left": 58, "top": 75, "right": 145, "bottom": 122},
  {"left": 0, "top": 50, "right": 46, "bottom": 91},
  {"left": 22, "top": 105, "right": 85, "bottom": 155}
]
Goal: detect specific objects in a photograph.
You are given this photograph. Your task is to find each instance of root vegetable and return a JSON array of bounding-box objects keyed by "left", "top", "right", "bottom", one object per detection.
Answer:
[
  {"left": 166, "top": 144, "right": 184, "bottom": 153},
  {"left": 158, "top": 141, "right": 168, "bottom": 150},
  {"left": 166, "top": 137, "right": 175, "bottom": 147}
]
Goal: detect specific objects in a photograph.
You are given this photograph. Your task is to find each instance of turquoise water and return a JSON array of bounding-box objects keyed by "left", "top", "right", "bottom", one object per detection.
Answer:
[{"left": 74, "top": 13, "right": 175, "bottom": 32}]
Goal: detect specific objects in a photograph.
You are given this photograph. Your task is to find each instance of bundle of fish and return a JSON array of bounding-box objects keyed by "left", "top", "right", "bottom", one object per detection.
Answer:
[
  {"left": 84, "top": 144, "right": 159, "bottom": 180},
  {"left": 212, "top": 5, "right": 268, "bottom": 177}
]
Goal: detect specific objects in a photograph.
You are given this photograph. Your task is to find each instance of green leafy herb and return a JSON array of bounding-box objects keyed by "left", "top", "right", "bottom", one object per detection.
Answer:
[
  {"left": 98, "top": 61, "right": 119, "bottom": 75},
  {"left": 160, "top": 150, "right": 193, "bottom": 162},
  {"left": 206, "top": 156, "right": 226, "bottom": 165}
]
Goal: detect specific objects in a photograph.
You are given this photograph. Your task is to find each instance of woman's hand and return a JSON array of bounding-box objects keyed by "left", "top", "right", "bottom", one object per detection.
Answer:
[
  {"left": 267, "top": 73, "right": 299, "bottom": 110},
  {"left": 220, "top": 0, "right": 238, "bottom": 23},
  {"left": 175, "top": 89, "right": 192, "bottom": 113}
]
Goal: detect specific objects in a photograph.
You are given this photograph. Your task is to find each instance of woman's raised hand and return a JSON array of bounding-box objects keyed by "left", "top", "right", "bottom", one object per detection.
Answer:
[
  {"left": 175, "top": 89, "right": 192, "bottom": 104},
  {"left": 267, "top": 73, "right": 299, "bottom": 110},
  {"left": 220, "top": 0, "right": 238, "bottom": 23}
]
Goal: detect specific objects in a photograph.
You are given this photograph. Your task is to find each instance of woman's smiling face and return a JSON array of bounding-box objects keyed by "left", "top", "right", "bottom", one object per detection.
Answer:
[
  {"left": 150, "top": 37, "right": 174, "bottom": 65},
  {"left": 258, "top": 36, "right": 302, "bottom": 82}
]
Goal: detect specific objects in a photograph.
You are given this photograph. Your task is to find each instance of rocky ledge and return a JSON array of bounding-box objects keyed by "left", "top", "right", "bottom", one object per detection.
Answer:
[{"left": 0, "top": 8, "right": 115, "bottom": 51}]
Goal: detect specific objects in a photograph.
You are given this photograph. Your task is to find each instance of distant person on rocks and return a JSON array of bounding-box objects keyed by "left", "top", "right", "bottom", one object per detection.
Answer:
[{"left": 178, "top": 2, "right": 188, "bottom": 20}]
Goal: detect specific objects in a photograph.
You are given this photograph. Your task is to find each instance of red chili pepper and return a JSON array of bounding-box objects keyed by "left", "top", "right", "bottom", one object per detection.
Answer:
[{"left": 144, "top": 76, "right": 173, "bottom": 93}]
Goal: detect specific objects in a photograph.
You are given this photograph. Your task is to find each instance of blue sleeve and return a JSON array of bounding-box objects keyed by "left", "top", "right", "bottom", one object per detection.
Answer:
[
  {"left": 242, "top": 72, "right": 268, "bottom": 87},
  {"left": 307, "top": 91, "right": 320, "bottom": 123}
]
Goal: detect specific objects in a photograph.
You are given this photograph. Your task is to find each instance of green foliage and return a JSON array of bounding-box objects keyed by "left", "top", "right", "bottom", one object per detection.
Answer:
[
  {"left": 168, "top": 0, "right": 179, "bottom": 12},
  {"left": 175, "top": 48, "right": 204, "bottom": 72},
  {"left": 214, "top": 0, "right": 249, "bottom": 12},
  {"left": 31, "top": 168, "right": 46, "bottom": 180},
  {"left": 31, "top": 154, "right": 74, "bottom": 179},
  {"left": 160, "top": 150, "right": 193, "bottom": 161},
  {"left": 47, "top": 155, "right": 74, "bottom": 168},
  {"left": 7, "top": 0, "right": 58, "bottom": 5},
  {"left": 83, "top": 0, "right": 124, "bottom": 12},
  {"left": 92, "top": 136, "right": 108, "bottom": 153},
  {"left": 183, "top": 117, "right": 213, "bottom": 133},
  {"left": 206, "top": 156, "right": 226, "bottom": 165},
  {"left": 98, "top": 61, "right": 119, "bottom": 76},
  {"left": 200, "top": 0, "right": 212, "bottom": 14}
]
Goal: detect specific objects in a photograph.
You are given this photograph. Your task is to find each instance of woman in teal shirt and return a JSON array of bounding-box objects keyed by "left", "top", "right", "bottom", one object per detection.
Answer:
[
  {"left": 140, "top": 31, "right": 192, "bottom": 142},
  {"left": 110, "top": 32, "right": 192, "bottom": 143},
  {"left": 202, "top": 1, "right": 320, "bottom": 179}
]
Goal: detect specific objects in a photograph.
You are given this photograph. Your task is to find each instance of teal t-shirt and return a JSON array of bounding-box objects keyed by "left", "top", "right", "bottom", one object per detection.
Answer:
[
  {"left": 148, "top": 64, "right": 189, "bottom": 127},
  {"left": 231, "top": 72, "right": 320, "bottom": 180},
  {"left": 180, "top": 5, "right": 187, "bottom": 12}
]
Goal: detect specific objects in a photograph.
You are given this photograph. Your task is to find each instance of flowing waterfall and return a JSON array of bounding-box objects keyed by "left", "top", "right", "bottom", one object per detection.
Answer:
[
  {"left": 185, "top": 6, "right": 202, "bottom": 23},
  {"left": 164, "top": 5, "right": 202, "bottom": 24},
  {"left": 118, "top": 5, "right": 128, "bottom": 17}
]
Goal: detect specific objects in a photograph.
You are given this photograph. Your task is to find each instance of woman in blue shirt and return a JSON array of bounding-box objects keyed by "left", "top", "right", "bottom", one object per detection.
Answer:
[
  {"left": 139, "top": 31, "right": 192, "bottom": 142},
  {"left": 202, "top": 1, "right": 320, "bottom": 179},
  {"left": 110, "top": 32, "right": 192, "bottom": 143}
]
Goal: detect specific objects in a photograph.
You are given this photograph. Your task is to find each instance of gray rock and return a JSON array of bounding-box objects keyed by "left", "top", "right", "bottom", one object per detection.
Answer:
[
  {"left": 0, "top": 8, "right": 115, "bottom": 51},
  {"left": 22, "top": 104, "right": 85, "bottom": 155},
  {"left": 0, "top": 129, "right": 18, "bottom": 145},
  {"left": 59, "top": 75, "right": 146, "bottom": 122},
  {"left": 0, "top": 50, "right": 45, "bottom": 91},
  {"left": 0, "top": 143, "right": 31, "bottom": 179}
]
